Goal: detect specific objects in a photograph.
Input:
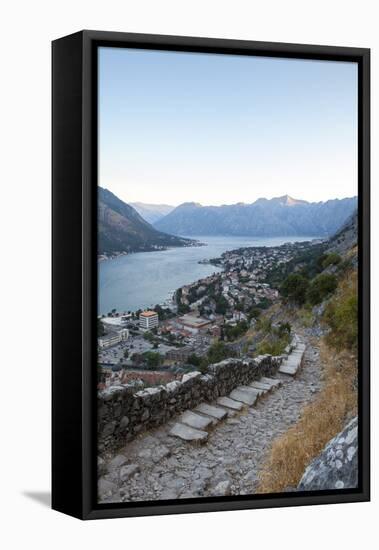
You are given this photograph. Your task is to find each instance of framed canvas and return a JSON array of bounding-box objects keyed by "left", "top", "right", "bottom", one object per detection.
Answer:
[{"left": 52, "top": 30, "right": 370, "bottom": 520}]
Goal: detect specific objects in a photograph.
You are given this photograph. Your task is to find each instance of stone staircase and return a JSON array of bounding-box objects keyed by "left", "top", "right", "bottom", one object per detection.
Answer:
[
  {"left": 168, "top": 337, "right": 306, "bottom": 443},
  {"left": 279, "top": 338, "right": 306, "bottom": 376},
  {"left": 168, "top": 375, "right": 282, "bottom": 442}
]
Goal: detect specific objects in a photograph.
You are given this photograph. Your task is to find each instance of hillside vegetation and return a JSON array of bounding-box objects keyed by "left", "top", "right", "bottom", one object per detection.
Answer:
[
  {"left": 255, "top": 214, "right": 358, "bottom": 492},
  {"left": 258, "top": 340, "right": 357, "bottom": 493}
]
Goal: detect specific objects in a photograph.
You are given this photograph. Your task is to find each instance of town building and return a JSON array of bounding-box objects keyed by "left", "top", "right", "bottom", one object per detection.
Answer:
[
  {"left": 165, "top": 346, "right": 194, "bottom": 363},
  {"left": 98, "top": 328, "right": 129, "bottom": 349},
  {"left": 101, "top": 313, "right": 132, "bottom": 327},
  {"left": 139, "top": 310, "right": 159, "bottom": 330},
  {"left": 176, "top": 314, "right": 212, "bottom": 334}
]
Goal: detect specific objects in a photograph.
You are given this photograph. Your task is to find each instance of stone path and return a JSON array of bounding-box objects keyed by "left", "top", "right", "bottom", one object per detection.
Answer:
[
  {"left": 98, "top": 338, "right": 322, "bottom": 503},
  {"left": 279, "top": 341, "right": 306, "bottom": 375},
  {"left": 167, "top": 377, "right": 279, "bottom": 443}
]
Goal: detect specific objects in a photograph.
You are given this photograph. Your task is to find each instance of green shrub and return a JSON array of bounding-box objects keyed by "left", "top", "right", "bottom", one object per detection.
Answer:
[
  {"left": 187, "top": 353, "right": 201, "bottom": 367},
  {"left": 215, "top": 295, "right": 229, "bottom": 315},
  {"left": 323, "top": 273, "right": 358, "bottom": 351},
  {"left": 256, "top": 322, "right": 291, "bottom": 356},
  {"left": 275, "top": 322, "right": 291, "bottom": 339},
  {"left": 321, "top": 252, "right": 342, "bottom": 269},
  {"left": 224, "top": 320, "right": 249, "bottom": 341},
  {"left": 177, "top": 303, "right": 190, "bottom": 314},
  {"left": 207, "top": 342, "right": 231, "bottom": 363},
  {"left": 143, "top": 351, "right": 162, "bottom": 369},
  {"left": 256, "top": 317, "right": 272, "bottom": 334},
  {"left": 280, "top": 274, "right": 309, "bottom": 305},
  {"left": 297, "top": 306, "right": 314, "bottom": 328},
  {"left": 257, "top": 338, "right": 288, "bottom": 356},
  {"left": 248, "top": 307, "right": 261, "bottom": 321},
  {"left": 307, "top": 273, "right": 338, "bottom": 305},
  {"left": 256, "top": 297, "right": 272, "bottom": 309}
]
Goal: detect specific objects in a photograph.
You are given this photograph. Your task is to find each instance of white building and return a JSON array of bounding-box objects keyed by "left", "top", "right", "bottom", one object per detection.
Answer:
[
  {"left": 101, "top": 313, "right": 132, "bottom": 327},
  {"left": 139, "top": 310, "right": 159, "bottom": 330},
  {"left": 98, "top": 328, "right": 129, "bottom": 349}
]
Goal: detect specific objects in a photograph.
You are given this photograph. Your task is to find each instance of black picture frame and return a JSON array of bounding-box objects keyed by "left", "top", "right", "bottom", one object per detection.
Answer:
[{"left": 52, "top": 30, "right": 370, "bottom": 520}]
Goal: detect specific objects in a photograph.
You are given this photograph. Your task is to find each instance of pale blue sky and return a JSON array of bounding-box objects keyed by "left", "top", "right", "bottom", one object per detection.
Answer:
[{"left": 99, "top": 47, "right": 358, "bottom": 206}]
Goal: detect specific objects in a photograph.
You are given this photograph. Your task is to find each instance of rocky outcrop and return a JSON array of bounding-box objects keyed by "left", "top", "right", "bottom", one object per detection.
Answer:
[
  {"left": 98, "top": 355, "right": 282, "bottom": 454},
  {"left": 298, "top": 416, "right": 358, "bottom": 491},
  {"left": 327, "top": 209, "right": 358, "bottom": 256}
]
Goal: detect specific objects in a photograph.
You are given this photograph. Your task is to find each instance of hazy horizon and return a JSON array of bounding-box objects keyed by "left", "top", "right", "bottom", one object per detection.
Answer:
[
  {"left": 101, "top": 187, "right": 357, "bottom": 209},
  {"left": 99, "top": 48, "right": 358, "bottom": 206}
]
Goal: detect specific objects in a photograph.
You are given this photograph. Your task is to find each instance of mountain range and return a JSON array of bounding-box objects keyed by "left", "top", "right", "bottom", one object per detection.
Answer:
[
  {"left": 130, "top": 202, "right": 174, "bottom": 224},
  {"left": 98, "top": 188, "right": 193, "bottom": 255},
  {"left": 154, "top": 195, "right": 357, "bottom": 238}
]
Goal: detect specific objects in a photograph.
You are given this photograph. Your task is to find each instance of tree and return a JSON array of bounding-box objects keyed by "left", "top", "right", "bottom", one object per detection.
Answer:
[
  {"left": 97, "top": 364, "right": 105, "bottom": 383},
  {"left": 321, "top": 252, "right": 342, "bottom": 270},
  {"left": 143, "top": 351, "right": 162, "bottom": 369},
  {"left": 143, "top": 331, "right": 155, "bottom": 342},
  {"left": 131, "top": 353, "right": 144, "bottom": 366},
  {"left": 307, "top": 274, "right": 338, "bottom": 305},
  {"left": 187, "top": 353, "right": 201, "bottom": 367},
  {"left": 215, "top": 295, "right": 228, "bottom": 315},
  {"left": 256, "top": 297, "right": 272, "bottom": 310},
  {"left": 97, "top": 319, "right": 105, "bottom": 336},
  {"left": 248, "top": 307, "right": 261, "bottom": 321},
  {"left": 224, "top": 320, "right": 249, "bottom": 341},
  {"left": 280, "top": 274, "right": 309, "bottom": 305},
  {"left": 207, "top": 342, "right": 230, "bottom": 364},
  {"left": 178, "top": 303, "right": 190, "bottom": 314}
]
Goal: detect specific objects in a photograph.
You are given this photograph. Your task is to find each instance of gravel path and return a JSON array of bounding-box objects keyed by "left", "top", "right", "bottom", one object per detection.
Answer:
[{"left": 99, "top": 339, "right": 322, "bottom": 503}]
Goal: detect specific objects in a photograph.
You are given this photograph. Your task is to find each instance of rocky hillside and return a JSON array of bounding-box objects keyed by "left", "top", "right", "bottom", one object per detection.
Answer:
[
  {"left": 98, "top": 188, "right": 194, "bottom": 255},
  {"left": 327, "top": 208, "right": 358, "bottom": 255},
  {"left": 154, "top": 195, "right": 357, "bottom": 238}
]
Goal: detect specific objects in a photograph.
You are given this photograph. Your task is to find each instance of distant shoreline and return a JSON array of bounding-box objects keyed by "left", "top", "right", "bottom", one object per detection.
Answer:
[
  {"left": 98, "top": 235, "right": 323, "bottom": 314},
  {"left": 98, "top": 239, "right": 206, "bottom": 263}
]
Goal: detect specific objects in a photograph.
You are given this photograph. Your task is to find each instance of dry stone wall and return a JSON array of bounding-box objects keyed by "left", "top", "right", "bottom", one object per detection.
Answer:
[{"left": 98, "top": 354, "right": 282, "bottom": 454}]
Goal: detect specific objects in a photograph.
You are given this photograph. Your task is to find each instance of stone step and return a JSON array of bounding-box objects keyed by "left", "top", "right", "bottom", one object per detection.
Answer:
[
  {"left": 230, "top": 387, "right": 259, "bottom": 406},
  {"left": 281, "top": 359, "right": 300, "bottom": 369},
  {"left": 278, "top": 342, "right": 305, "bottom": 375},
  {"left": 283, "top": 354, "right": 303, "bottom": 364},
  {"left": 194, "top": 403, "right": 228, "bottom": 421},
  {"left": 260, "top": 377, "right": 282, "bottom": 388},
  {"left": 247, "top": 383, "right": 267, "bottom": 396},
  {"left": 169, "top": 422, "right": 208, "bottom": 442},
  {"left": 292, "top": 349, "right": 305, "bottom": 356},
  {"left": 216, "top": 396, "right": 244, "bottom": 411},
  {"left": 250, "top": 381, "right": 272, "bottom": 391},
  {"left": 180, "top": 410, "right": 215, "bottom": 431},
  {"left": 279, "top": 365, "right": 298, "bottom": 375}
]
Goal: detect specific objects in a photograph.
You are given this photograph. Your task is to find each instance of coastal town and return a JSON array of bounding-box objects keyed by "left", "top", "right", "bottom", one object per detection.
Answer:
[{"left": 98, "top": 240, "right": 324, "bottom": 390}]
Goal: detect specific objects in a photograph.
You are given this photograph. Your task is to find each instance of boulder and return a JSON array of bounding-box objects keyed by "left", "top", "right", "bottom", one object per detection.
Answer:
[{"left": 298, "top": 416, "right": 358, "bottom": 491}]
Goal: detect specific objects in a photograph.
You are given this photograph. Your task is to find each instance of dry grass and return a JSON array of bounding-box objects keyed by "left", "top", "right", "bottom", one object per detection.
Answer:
[{"left": 257, "top": 340, "right": 357, "bottom": 493}]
